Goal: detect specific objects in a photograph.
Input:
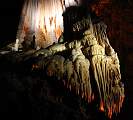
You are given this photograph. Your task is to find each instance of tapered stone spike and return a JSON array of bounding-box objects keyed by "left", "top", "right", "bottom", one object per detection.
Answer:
[
  {"left": 77, "top": 88, "right": 79, "bottom": 95},
  {"left": 69, "top": 84, "right": 71, "bottom": 91},
  {"left": 83, "top": 84, "right": 86, "bottom": 98},
  {"left": 66, "top": 82, "right": 69, "bottom": 88},
  {"left": 88, "top": 96, "right": 90, "bottom": 103},
  {"left": 99, "top": 101, "right": 104, "bottom": 112},
  {"left": 63, "top": 80, "right": 66, "bottom": 86},
  {"left": 84, "top": 86, "right": 87, "bottom": 100},
  {"left": 119, "top": 106, "right": 121, "bottom": 113},
  {"left": 82, "top": 92, "right": 84, "bottom": 98},
  {"left": 75, "top": 83, "right": 77, "bottom": 95},
  {"left": 91, "top": 93, "right": 94, "bottom": 101}
]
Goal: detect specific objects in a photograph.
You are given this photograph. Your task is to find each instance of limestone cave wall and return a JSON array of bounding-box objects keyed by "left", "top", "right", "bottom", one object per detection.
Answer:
[{"left": 90, "top": 0, "right": 133, "bottom": 119}]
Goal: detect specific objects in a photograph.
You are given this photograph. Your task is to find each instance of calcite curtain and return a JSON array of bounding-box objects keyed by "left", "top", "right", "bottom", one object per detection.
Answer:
[{"left": 17, "top": 0, "right": 81, "bottom": 47}]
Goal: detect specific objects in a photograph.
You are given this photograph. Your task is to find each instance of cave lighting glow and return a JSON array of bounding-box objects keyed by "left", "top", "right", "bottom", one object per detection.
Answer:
[{"left": 17, "top": 0, "right": 81, "bottom": 44}]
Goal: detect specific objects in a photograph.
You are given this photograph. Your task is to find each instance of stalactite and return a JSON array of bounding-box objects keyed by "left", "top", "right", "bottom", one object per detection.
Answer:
[
  {"left": 29, "top": 4, "right": 125, "bottom": 119},
  {"left": 17, "top": 0, "right": 82, "bottom": 49}
]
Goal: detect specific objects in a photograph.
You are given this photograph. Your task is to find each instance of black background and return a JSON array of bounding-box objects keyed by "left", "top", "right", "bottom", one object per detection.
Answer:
[{"left": 0, "top": 0, "right": 24, "bottom": 47}]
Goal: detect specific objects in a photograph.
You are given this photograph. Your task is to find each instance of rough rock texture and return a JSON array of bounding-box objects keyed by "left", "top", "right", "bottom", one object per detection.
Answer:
[
  {"left": 0, "top": 0, "right": 132, "bottom": 120},
  {"left": 0, "top": 52, "right": 107, "bottom": 120},
  {"left": 91, "top": 1, "right": 133, "bottom": 119}
]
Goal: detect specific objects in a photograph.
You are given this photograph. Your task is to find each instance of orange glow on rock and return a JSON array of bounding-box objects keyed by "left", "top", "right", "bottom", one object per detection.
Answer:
[
  {"left": 91, "top": 93, "right": 95, "bottom": 101},
  {"left": 108, "top": 106, "right": 113, "bottom": 119},
  {"left": 99, "top": 101, "right": 104, "bottom": 112},
  {"left": 32, "top": 64, "right": 39, "bottom": 70},
  {"left": 55, "top": 26, "right": 62, "bottom": 40}
]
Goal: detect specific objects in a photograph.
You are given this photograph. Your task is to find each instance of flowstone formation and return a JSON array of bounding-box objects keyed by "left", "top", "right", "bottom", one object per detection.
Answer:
[
  {"left": 31, "top": 6, "right": 125, "bottom": 118},
  {"left": 2, "top": 1, "right": 124, "bottom": 119}
]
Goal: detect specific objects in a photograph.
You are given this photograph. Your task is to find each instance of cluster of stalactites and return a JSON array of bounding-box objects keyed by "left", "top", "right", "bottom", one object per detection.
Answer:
[
  {"left": 16, "top": 0, "right": 82, "bottom": 48},
  {"left": 32, "top": 42, "right": 124, "bottom": 119},
  {"left": 27, "top": 4, "right": 125, "bottom": 118},
  {"left": 32, "top": 22, "right": 124, "bottom": 119}
]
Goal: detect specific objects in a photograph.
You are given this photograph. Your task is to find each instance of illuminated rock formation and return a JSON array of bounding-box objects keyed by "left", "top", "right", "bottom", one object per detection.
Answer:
[
  {"left": 15, "top": 0, "right": 125, "bottom": 119},
  {"left": 16, "top": 0, "right": 82, "bottom": 49},
  {"left": 32, "top": 14, "right": 124, "bottom": 118}
]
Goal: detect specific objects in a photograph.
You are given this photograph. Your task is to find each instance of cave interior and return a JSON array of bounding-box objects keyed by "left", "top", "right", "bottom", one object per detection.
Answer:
[{"left": 0, "top": 0, "right": 133, "bottom": 120}]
